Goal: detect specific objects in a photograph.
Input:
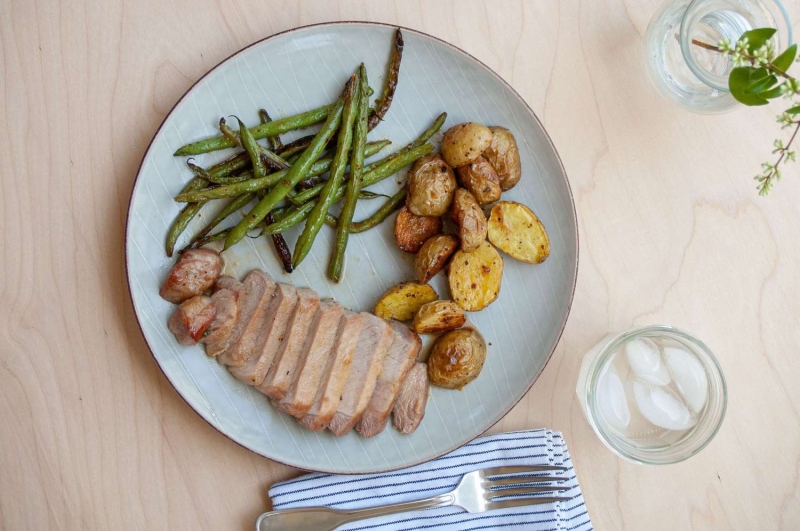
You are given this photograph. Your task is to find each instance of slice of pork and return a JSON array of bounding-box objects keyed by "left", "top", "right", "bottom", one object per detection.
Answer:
[
  {"left": 298, "top": 310, "right": 365, "bottom": 431},
  {"left": 168, "top": 295, "right": 215, "bottom": 346},
  {"left": 257, "top": 288, "right": 320, "bottom": 401},
  {"left": 277, "top": 301, "right": 345, "bottom": 418},
  {"left": 214, "top": 275, "right": 245, "bottom": 293},
  {"left": 328, "top": 314, "right": 393, "bottom": 436},
  {"left": 159, "top": 249, "right": 223, "bottom": 303},
  {"left": 391, "top": 362, "right": 429, "bottom": 434},
  {"left": 202, "top": 288, "right": 241, "bottom": 357},
  {"left": 356, "top": 321, "right": 421, "bottom": 438},
  {"left": 229, "top": 284, "right": 298, "bottom": 386},
  {"left": 217, "top": 271, "right": 276, "bottom": 368}
]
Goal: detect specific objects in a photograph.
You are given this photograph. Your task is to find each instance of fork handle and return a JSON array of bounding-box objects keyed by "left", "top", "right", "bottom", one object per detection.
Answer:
[{"left": 256, "top": 493, "right": 456, "bottom": 531}]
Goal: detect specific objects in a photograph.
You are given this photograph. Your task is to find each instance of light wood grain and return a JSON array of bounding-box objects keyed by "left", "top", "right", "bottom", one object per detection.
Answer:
[{"left": 2, "top": 0, "right": 800, "bottom": 529}]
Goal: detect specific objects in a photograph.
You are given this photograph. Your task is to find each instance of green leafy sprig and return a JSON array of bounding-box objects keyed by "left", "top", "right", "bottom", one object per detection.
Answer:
[{"left": 695, "top": 28, "right": 800, "bottom": 195}]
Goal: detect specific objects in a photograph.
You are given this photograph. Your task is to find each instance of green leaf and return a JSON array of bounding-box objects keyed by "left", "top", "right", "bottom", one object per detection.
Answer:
[
  {"left": 759, "top": 84, "right": 784, "bottom": 99},
  {"left": 740, "top": 28, "right": 777, "bottom": 53},
  {"left": 745, "top": 74, "right": 778, "bottom": 94},
  {"left": 729, "top": 66, "right": 761, "bottom": 92},
  {"left": 772, "top": 44, "right": 797, "bottom": 72},
  {"left": 731, "top": 91, "right": 770, "bottom": 105},
  {"left": 786, "top": 105, "right": 800, "bottom": 114}
]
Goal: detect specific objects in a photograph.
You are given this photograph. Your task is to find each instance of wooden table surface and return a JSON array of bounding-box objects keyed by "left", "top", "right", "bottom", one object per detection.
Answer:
[{"left": 3, "top": 0, "right": 800, "bottom": 529}]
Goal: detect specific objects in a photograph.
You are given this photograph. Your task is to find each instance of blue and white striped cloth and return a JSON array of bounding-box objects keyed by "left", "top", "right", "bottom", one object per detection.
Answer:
[{"left": 269, "top": 429, "right": 592, "bottom": 530}]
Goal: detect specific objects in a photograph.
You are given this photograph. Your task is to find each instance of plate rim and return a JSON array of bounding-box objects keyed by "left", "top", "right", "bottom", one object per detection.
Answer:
[{"left": 124, "top": 20, "right": 579, "bottom": 474}]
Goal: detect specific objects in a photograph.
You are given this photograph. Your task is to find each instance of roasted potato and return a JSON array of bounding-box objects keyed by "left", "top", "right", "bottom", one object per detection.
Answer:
[
  {"left": 483, "top": 126, "right": 521, "bottom": 191},
  {"left": 450, "top": 188, "right": 487, "bottom": 252},
  {"left": 448, "top": 241, "right": 503, "bottom": 311},
  {"left": 441, "top": 122, "right": 493, "bottom": 168},
  {"left": 406, "top": 153, "right": 457, "bottom": 216},
  {"left": 487, "top": 201, "right": 550, "bottom": 264},
  {"left": 427, "top": 328, "right": 487, "bottom": 389},
  {"left": 415, "top": 234, "right": 459, "bottom": 283},
  {"left": 374, "top": 282, "right": 439, "bottom": 321},
  {"left": 394, "top": 206, "right": 443, "bottom": 253},
  {"left": 456, "top": 156, "right": 502, "bottom": 205},
  {"left": 412, "top": 300, "right": 466, "bottom": 334}
]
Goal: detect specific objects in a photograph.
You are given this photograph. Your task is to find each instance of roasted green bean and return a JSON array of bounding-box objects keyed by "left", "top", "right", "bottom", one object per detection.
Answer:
[
  {"left": 188, "top": 192, "right": 254, "bottom": 246},
  {"left": 174, "top": 104, "right": 335, "bottom": 156},
  {"left": 259, "top": 109, "right": 283, "bottom": 152},
  {"left": 165, "top": 176, "right": 208, "bottom": 256},
  {"left": 368, "top": 28, "right": 403, "bottom": 131},
  {"left": 175, "top": 140, "right": 390, "bottom": 202},
  {"left": 265, "top": 212, "right": 293, "bottom": 273},
  {"left": 294, "top": 74, "right": 359, "bottom": 269},
  {"left": 224, "top": 93, "right": 347, "bottom": 249},
  {"left": 224, "top": 117, "right": 289, "bottom": 171},
  {"left": 324, "top": 187, "right": 406, "bottom": 233},
  {"left": 330, "top": 64, "right": 370, "bottom": 281}
]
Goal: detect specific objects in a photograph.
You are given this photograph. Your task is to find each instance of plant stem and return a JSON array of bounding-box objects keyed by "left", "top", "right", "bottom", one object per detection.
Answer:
[
  {"left": 691, "top": 39, "right": 722, "bottom": 52},
  {"left": 691, "top": 39, "right": 794, "bottom": 80},
  {"left": 760, "top": 120, "right": 800, "bottom": 194}
]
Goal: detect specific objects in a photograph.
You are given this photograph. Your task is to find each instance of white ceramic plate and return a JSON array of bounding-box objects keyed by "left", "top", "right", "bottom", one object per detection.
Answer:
[{"left": 126, "top": 22, "right": 577, "bottom": 474}]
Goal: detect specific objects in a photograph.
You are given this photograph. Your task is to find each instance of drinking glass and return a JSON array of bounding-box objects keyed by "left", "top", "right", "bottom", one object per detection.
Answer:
[
  {"left": 576, "top": 326, "right": 727, "bottom": 465},
  {"left": 645, "top": 0, "right": 792, "bottom": 113}
]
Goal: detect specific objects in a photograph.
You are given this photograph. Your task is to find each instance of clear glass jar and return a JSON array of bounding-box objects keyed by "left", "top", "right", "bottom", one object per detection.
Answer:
[
  {"left": 645, "top": 0, "right": 792, "bottom": 113},
  {"left": 576, "top": 326, "right": 727, "bottom": 465}
]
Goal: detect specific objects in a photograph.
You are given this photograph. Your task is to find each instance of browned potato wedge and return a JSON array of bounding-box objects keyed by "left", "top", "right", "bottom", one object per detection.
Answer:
[
  {"left": 394, "top": 206, "right": 443, "bottom": 253},
  {"left": 483, "top": 126, "right": 521, "bottom": 191},
  {"left": 488, "top": 201, "right": 550, "bottom": 264},
  {"left": 374, "top": 282, "right": 439, "bottom": 321},
  {"left": 427, "top": 328, "right": 487, "bottom": 389},
  {"left": 441, "top": 122, "right": 493, "bottom": 168},
  {"left": 456, "top": 156, "right": 502, "bottom": 205},
  {"left": 450, "top": 188, "right": 487, "bottom": 252},
  {"left": 448, "top": 241, "right": 503, "bottom": 311},
  {"left": 415, "top": 234, "right": 459, "bottom": 283},
  {"left": 407, "top": 153, "right": 457, "bottom": 216},
  {"left": 412, "top": 300, "right": 466, "bottom": 334}
]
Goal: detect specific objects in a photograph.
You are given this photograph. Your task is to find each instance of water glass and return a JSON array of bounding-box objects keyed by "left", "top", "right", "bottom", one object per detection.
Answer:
[{"left": 576, "top": 326, "right": 727, "bottom": 465}]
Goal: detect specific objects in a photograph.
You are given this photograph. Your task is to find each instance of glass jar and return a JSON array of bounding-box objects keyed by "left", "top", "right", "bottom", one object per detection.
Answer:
[
  {"left": 576, "top": 326, "right": 727, "bottom": 465},
  {"left": 645, "top": 0, "right": 792, "bottom": 113}
]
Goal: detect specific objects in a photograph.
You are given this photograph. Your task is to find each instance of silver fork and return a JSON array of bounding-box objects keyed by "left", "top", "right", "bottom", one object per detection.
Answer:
[{"left": 256, "top": 465, "right": 574, "bottom": 531}]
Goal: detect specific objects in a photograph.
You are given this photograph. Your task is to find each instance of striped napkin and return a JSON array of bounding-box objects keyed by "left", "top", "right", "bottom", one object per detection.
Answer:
[{"left": 269, "top": 429, "right": 592, "bottom": 530}]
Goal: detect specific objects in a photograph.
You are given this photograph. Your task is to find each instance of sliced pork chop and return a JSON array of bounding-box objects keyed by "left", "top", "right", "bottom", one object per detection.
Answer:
[
  {"left": 228, "top": 283, "right": 298, "bottom": 386},
  {"left": 257, "top": 288, "right": 320, "bottom": 401},
  {"left": 391, "top": 362, "right": 429, "bottom": 434},
  {"left": 202, "top": 287, "right": 241, "bottom": 357},
  {"left": 356, "top": 321, "right": 421, "bottom": 438},
  {"left": 168, "top": 295, "right": 215, "bottom": 346},
  {"left": 217, "top": 270, "right": 276, "bottom": 368},
  {"left": 298, "top": 310, "right": 364, "bottom": 431},
  {"left": 328, "top": 314, "right": 393, "bottom": 436},
  {"left": 215, "top": 275, "right": 245, "bottom": 293},
  {"left": 159, "top": 249, "right": 223, "bottom": 303},
  {"left": 277, "top": 301, "right": 345, "bottom": 418}
]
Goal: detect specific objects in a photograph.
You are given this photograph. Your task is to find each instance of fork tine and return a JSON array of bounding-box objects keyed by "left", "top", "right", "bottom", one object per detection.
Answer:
[
  {"left": 486, "top": 496, "right": 576, "bottom": 511},
  {"left": 486, "top": 485, "right": 572, "bottom": 498},
  {"left": 480, "top": 465, "right": 568, "bottom": 478},
  {"left": 486, "top": 475, "right": 571, "bottom": 488}
]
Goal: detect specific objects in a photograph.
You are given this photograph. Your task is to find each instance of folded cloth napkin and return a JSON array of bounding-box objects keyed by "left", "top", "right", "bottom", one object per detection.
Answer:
[{"left": 269, "top": 429, "right": 592, "bottom": 530}]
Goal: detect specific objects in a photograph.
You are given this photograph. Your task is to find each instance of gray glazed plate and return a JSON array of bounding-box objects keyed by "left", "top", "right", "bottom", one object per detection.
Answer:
[{"left": 126, "top": 22, "right": 578, "bottom": 474}]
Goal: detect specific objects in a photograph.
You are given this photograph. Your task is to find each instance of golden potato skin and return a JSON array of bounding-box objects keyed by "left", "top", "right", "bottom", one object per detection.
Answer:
[
  {"left": 448, "top": 241, "right": 504, "bottom": 311},
  {"left": 406, "top": 154, "right": 457, "bottom": 216},
  {"left": 374, "top": 282, "right": 439, "bottom": 321},
  {"left": 412, "top": 300, "right": 466, "bottom": 334},
  {"left": 441, "top": 122, "right": 493, "bottom": 168},
  {"left": 394, "top": 206, "right": 443, "bottom": 253},
  {"left": 456, "top": 156, "right": 502, "bottom": 205},
  {"left": 483, "top": 126, "right": 521, "bottom": 191},
  {"left": 450, "top": 188, "right": 488, "bottom": 252},
  {"left": 415, "top": 234, "right": 459, "bottom": 283},
  {"left": 488, "top": 201, "right": 550, "bottom": 264},
  {"left": 427, "top": 328, "right": 487, "bottom": 389}
]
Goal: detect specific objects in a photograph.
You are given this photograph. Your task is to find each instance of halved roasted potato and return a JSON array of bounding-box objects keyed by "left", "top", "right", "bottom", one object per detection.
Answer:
[
  {"left": 441, "top": 122, "right": 493, "bottom": 168},
  {"left": 412, "top": 300, "right": 466, "bottom": 334},
  {"left": 487, "top": 201, "right": 550, "bottom": 264},
  {"left": 406, "top": 153, "right": 457, "bottom": 217},
  {"left": 374, "top": 282, "right": 439, "bottom": 321},
  {"left": 427, "top": 327, "right": 487, "bottom": 389},
  {"left": 450, "top": 188, "right": 487, "bottom": 252},
  {"left": 448, "top": 241, "right": 503, "bottom": 311},
  {"left": 456, "top": 156, "right": 502, "bottom": 205},
  {"left": 415, "top": 234, "right": 459, "bottom": 283},
  {"left": 394, "top": 206, "right": 443, "bottom": 253},
  {"left": 483, "top": 126, "right": 521, "bottom": 191}
]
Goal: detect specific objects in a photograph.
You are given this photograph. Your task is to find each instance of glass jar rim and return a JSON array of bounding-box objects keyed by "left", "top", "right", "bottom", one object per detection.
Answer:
[
  {"left": 679, "top": 0, "right": 793, "bottom": 92},
  {"left": 582, "top": 325, "right": 728, "bottom": 465}
]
